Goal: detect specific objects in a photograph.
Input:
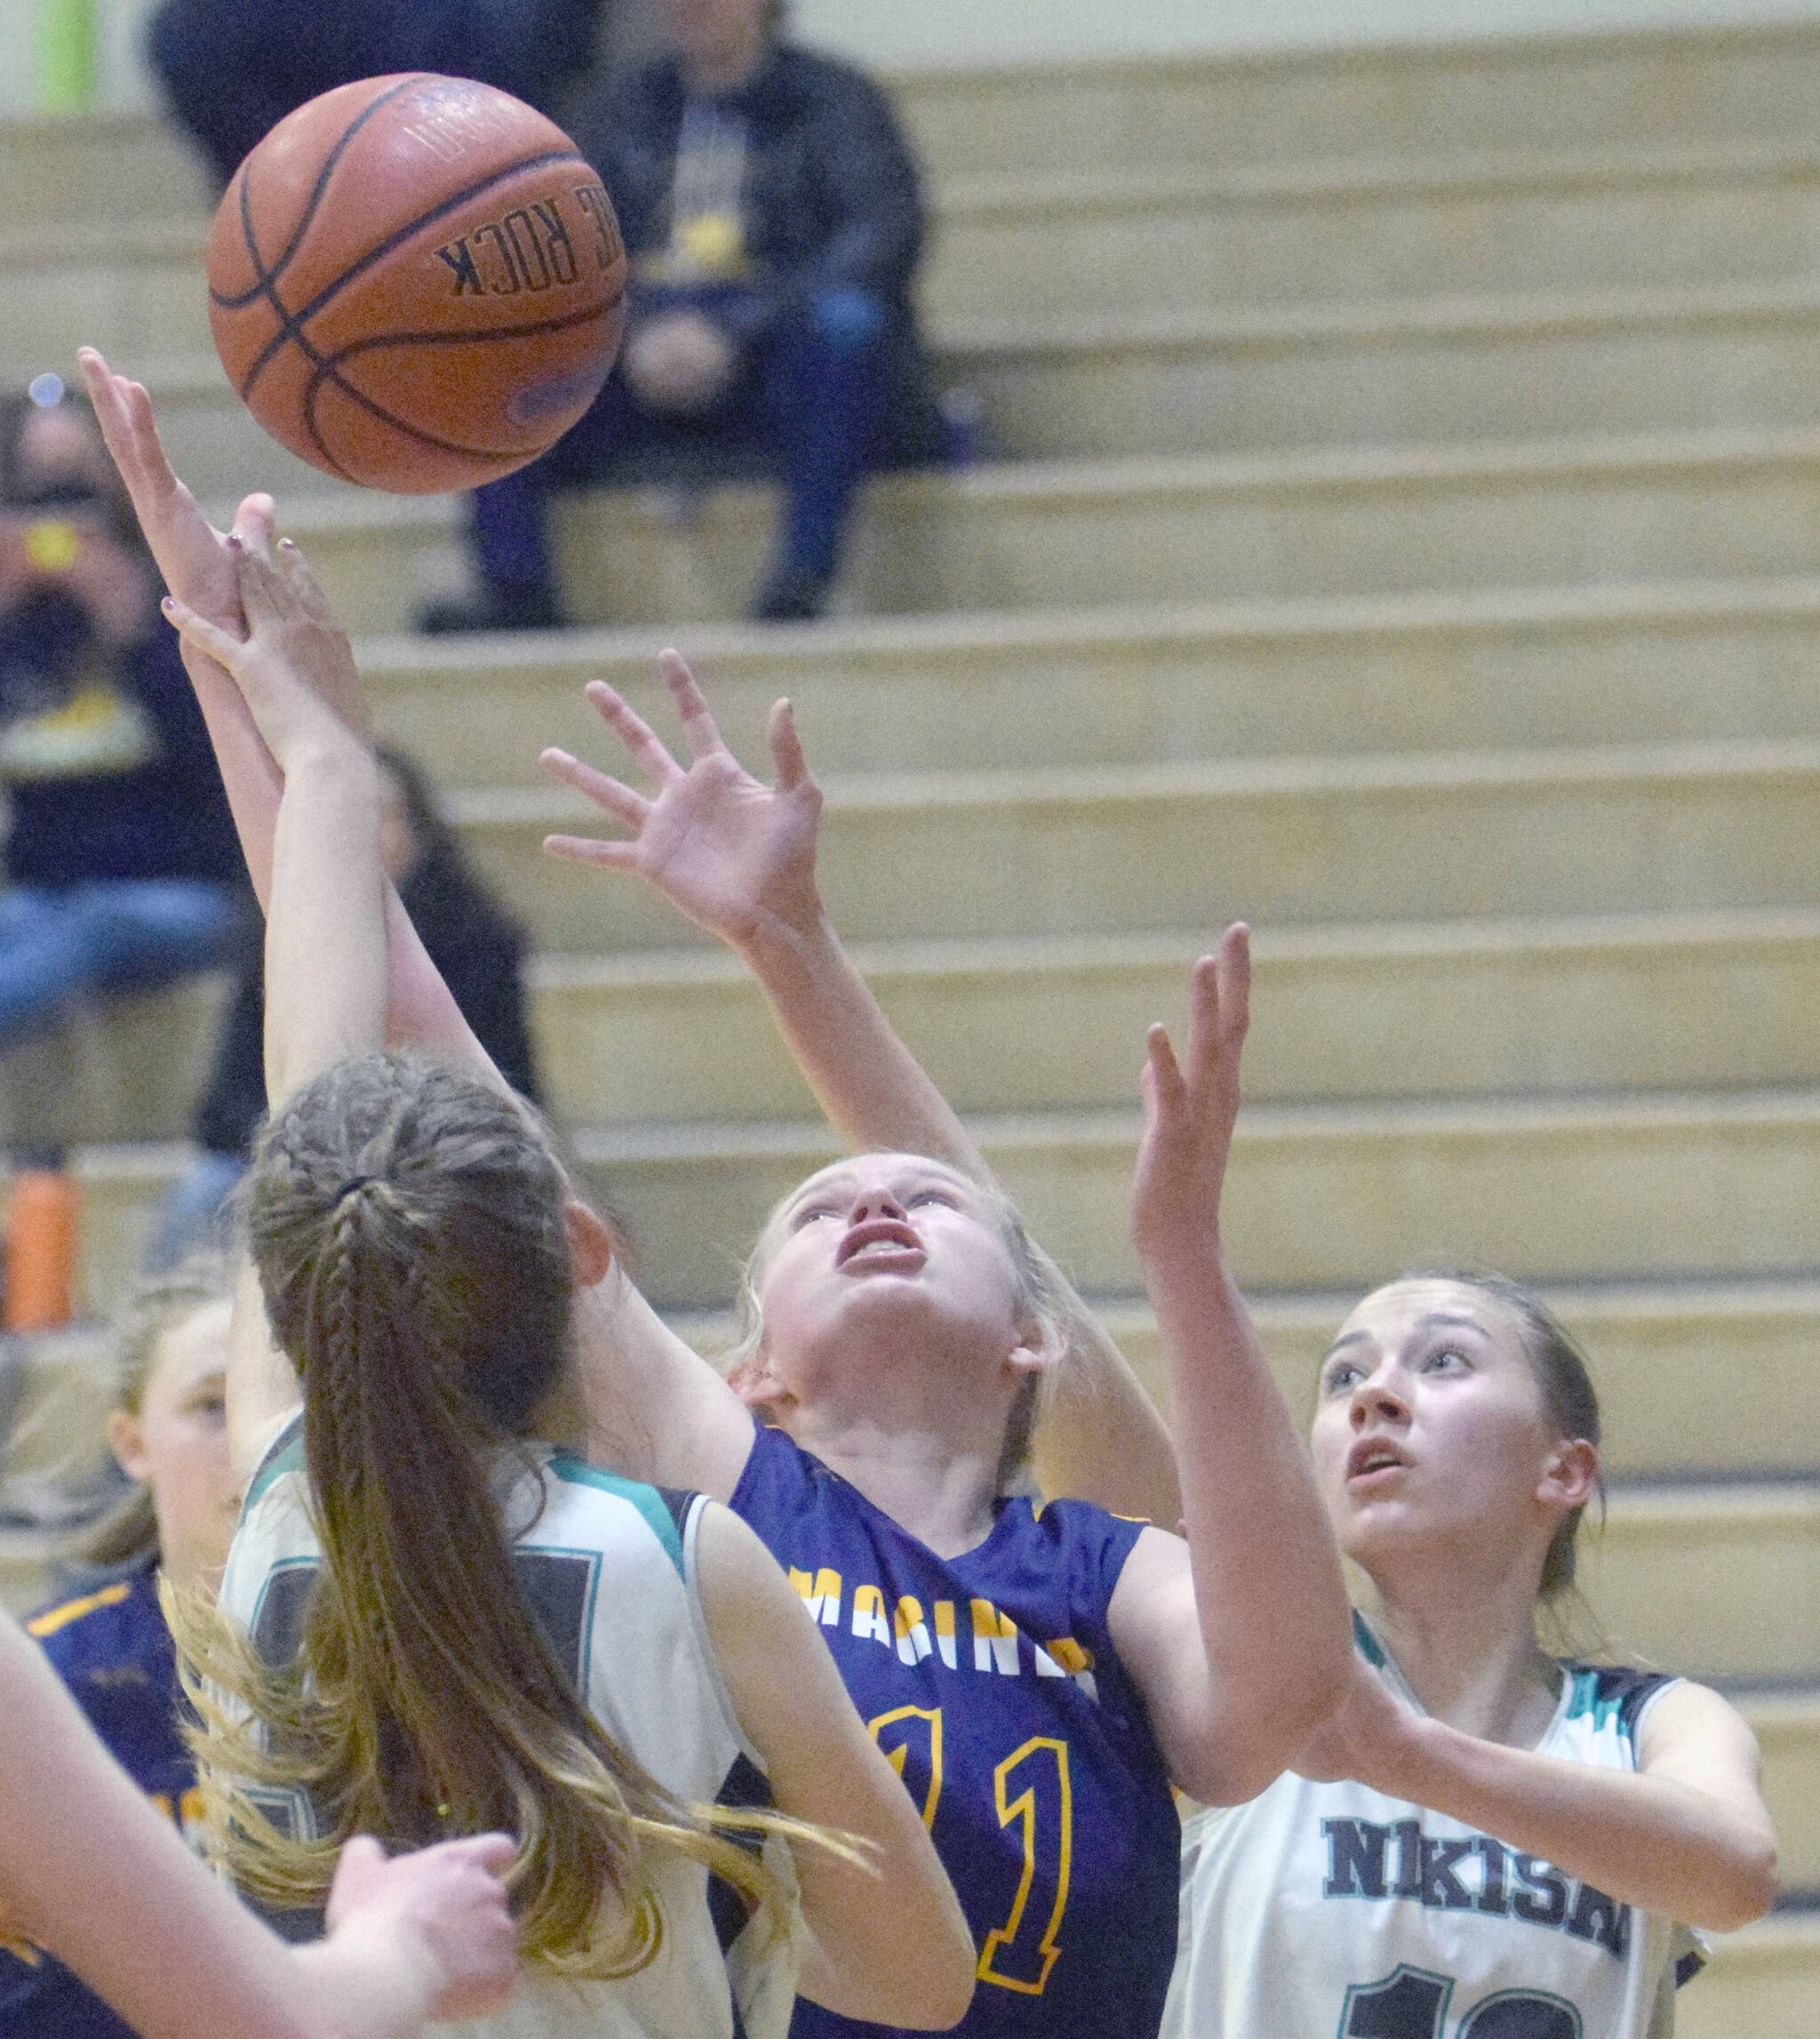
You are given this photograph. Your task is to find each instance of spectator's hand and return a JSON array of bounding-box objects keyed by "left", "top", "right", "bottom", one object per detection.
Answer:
[
  {"left": 1130, "top": 927, "right": 1250, "bottom": 1269},
  {"left": 324, "top": 1831, "right": 519, "bottom": 2022},
  {"left": 163, "top": 527, "right": 368, "bottom": 768},
  {"left": 77, "top": 347, "right": 271, "bottom": 636},
  {"left": 540, "top": 650, "right": 825, "bottom": 957},
  {"left": 621, "top": 313, "right": 738, "bottom": 412}
]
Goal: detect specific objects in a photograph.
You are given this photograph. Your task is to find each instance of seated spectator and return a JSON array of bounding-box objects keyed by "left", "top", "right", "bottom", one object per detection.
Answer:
[
  {"left": 151, "top": 745, "right": 541, "bottom": 1267},
  {"left": 145, "top": 0, "right": 611, "bottom": 189},
  {"left": 0, "top": 1258, "right": 236, "bottom": 2037},
  {"left": 0, "top": 384, "right": 246, "bottom": 1089},
  {"left": 421, "top": 0, "right": 946, "bottom": 632}
]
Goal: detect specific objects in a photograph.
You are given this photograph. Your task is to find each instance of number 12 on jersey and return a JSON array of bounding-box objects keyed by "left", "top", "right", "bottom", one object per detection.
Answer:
[
  {"left": 870, "top": 1710, "right": 1073, "bottom": 1997},
  {"left": 1341, "top": 1963, "right": 1583, "bottom": 2038}
]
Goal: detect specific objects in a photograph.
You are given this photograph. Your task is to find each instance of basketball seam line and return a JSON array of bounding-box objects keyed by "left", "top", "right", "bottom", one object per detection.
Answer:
[
  {"left": 301, "top": 300, "right": 617, "bottom": 472},
  {"left": 225, "top": 147, "right": 595, "bottom": 409},
  {"left": 211, "top": 73, "right": 432, "bottom": 314}
]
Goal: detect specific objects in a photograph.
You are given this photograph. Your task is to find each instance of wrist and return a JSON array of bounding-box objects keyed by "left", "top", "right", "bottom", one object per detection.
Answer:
[
  {"left": 738, "top": 892, "right": 834, "bottom": 976},
  {"left": 1132, "top": 1219, "right": 1226, "bottom": 1284},
  {"left": 1377, "top": 1709, "right": 1456, "bottom": 1805}
]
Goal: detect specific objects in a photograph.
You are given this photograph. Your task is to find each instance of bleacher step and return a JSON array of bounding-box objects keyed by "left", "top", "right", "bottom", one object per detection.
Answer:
[
  {"left": 442, "top": 742, "right": 1820, "bottom": 955},
  {"left": 253, "top": 431, "right": 1820, "bottom": 632},
  {"left": 530, "top": 908, "right": 1820, "bottom": 1124},
  {"left": 349, "top": 580, "right": 1820, "bottom": 788}
]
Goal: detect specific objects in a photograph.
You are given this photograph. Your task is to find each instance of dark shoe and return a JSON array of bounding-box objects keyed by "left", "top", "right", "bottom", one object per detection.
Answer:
[
  {"left": 417, "top": 583, "right": 568, "bottom": 635},
  {"left": 749, "top": 564, "right": 833, "bottom": 624}
]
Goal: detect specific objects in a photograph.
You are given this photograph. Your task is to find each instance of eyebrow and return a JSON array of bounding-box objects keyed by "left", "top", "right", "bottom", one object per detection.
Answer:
[
  {"left": 1323, "top": 1311, "right": 1486, "bottom": 1360},
  {"left": 783, "top": 1173, "right": 856, "bottom": 1217}
]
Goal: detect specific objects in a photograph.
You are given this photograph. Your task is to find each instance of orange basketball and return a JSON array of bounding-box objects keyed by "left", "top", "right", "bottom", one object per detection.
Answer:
[{"left": 206, "top": 74, "right": 627, "bottom": 494}]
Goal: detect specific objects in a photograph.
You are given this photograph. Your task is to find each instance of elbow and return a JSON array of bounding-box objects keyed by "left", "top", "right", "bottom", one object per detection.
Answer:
[
  {"left": 861, "top": 1914, "right": 976, "bottom": 2031},
  {"left": 1179, "top": 1658, "right": 1354, "bottom": 1810},
  {"left": 1693, "top": 1837, "right": 1781, "bottom": 1933}
]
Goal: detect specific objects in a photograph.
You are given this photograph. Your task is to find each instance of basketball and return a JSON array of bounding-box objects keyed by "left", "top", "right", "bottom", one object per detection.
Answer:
[{"left": 204, "top": 74, "right": 627, "bottom": 494}]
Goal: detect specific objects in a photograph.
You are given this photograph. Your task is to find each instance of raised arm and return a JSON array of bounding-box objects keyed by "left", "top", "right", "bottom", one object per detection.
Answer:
[
  {"left": 77, "top": 348, "right": 497, "bottom": 1082},
  {"left": 1105, "top": 934, "right": 1353, "bottom": 1804},
  {"left": 0, "top": 1608, "right": 517, "bottom": 2039},
  {"left": 541, "top": 655, "right": 1181, "bottom": 1525},
  {"left": 693, "top": 1502, "right": 974, "bottom": 2030},
  {"left": 164, "top": 535, "right": 386, "bottom": 1483}
]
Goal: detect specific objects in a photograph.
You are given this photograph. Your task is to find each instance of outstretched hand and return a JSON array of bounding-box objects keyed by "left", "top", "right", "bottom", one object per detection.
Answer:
[
  {"left": 325, "top": 1831, "right": 519, "bottom": 2022},
  {"left": 162, "top": 530, "right": 366, "bottom": 768},
  {"left": 76, "top": 347, "right": 271, "bottom": 633},
  {"left": 1130, "top": 925, "right": 1251, "bottom": 1264},
  {"left": 540, "top": 651, "right": 825, "bottom": 956}
]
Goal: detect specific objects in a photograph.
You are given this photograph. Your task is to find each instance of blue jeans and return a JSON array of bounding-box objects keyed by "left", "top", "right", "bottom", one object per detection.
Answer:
[
  {"left": 470, "top": 284, "right": 894, "bottom": 603},
  {"left": 0, "top": 882, "right": 238, "bottom": 1050}
]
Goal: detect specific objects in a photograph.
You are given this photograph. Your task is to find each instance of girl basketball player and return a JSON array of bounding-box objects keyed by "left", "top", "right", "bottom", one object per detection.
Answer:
[
  {"left": 1161, "top": 1269, "right": 1780, "bottom": 2039},
  {"left": 0, "top": 1611, "right": 518, "bottom": 2039},
  {"left": 84, "top": 348, "right": 1355, "bottom": 2039},
  {"left": 156, "top": 524, "right": 973, "bottom": 2039},
  {"left": 549, "top": 658, "right": 1779, "bottom": 2036}
]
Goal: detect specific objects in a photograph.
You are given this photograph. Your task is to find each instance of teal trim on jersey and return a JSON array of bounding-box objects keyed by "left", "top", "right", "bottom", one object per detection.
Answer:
[
  {"left": 241, "top": 1414, "right": 306, "bottom": 1523},
  {"left": 1351, "top": 1609, "right": 1387, "bottom": 1667},
  {"left": 547, "top": 1455, "right": 685, "bottom": 1579},
  {"left": 1563, "top": 1667, "right": 1632, "bottom": 1739}
]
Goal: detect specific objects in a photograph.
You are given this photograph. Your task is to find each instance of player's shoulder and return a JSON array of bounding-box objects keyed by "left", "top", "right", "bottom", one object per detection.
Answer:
[
  {"left": 539, "top": 1450, "right": 699, "bottom": 1581},
  {"left": 1026, "top": 1490, "right": 1157, "bottom": 1560},
  {"left": 1555, "top": 1659, "right": 1681, "bottom": 1753},
  {"left": 25, "top": 1561, "right": 162, "bottom": 1674}
]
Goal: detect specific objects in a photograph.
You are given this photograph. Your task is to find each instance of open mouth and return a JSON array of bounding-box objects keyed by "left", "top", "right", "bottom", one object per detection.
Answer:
[
  {"left": 835, "top": 1218, "right": 926, "bottom": 1271},
  {"left": 1345, "top": 1436, "right": 1410, "bottom": 1483}
]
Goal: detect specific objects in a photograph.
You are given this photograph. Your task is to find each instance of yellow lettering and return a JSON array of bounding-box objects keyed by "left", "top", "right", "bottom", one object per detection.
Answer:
[
  {"left": 894, "top": 1595, "right": 933, "bottom": 1667},
  {"left": 789, "top": 1565, "right": 842, "bottom": 1627},
  {"left": 971, "top": 1597, "right": 1020, "bottom": 1675},
  {"left": 852, "top": 1584, "right": 891, "bottom": 1646},
  {"left": 933, "top": 1599, "right": 959, "bottom": 1668}
]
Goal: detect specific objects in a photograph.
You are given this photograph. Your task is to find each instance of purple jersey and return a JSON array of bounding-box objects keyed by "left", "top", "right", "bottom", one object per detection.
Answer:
[{"left": 732, "top": 1425, "right": 1181, "bottom": 2039}]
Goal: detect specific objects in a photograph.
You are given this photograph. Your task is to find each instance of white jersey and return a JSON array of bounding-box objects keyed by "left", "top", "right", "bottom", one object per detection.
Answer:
[
  {"left": 219, "top": 1418, "right": 800, "bottom": 2039},
  {"left": 1162, "top": 1616, "right": 1702, "bottom": 2039}
]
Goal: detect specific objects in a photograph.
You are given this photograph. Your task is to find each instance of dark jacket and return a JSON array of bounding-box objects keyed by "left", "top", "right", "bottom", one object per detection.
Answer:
[
  {"left": 581, "top": 43, "right": 944, "bottom": 462},
  {"left": 194, "top": 843, "right": 541, "bottom": 1159},
  {"left": 0, "top": 598, "right": 243, "bottom": 892},
  {"left": 148, "top": 0, "right": 606, "bottom": 185}
]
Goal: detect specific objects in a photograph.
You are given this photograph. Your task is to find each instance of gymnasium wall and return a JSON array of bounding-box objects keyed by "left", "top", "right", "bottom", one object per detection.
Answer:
[
  {"left": 13, "top": 0, "right": 1820, "bottom": 119},
  {"left": 791, "top": 0, "right": 1820, "bottom": 66}
]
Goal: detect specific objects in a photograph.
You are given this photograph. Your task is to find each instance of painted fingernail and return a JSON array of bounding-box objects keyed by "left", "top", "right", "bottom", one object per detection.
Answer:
[
  {"left": 227, "top": 533, "right": 243, "bottom": 549},
  {"left": 279, "top": 537, "right": 297, "bottom": 550},
  {"left": 159, "top": 595, "right": 174, "bottom": 613}
]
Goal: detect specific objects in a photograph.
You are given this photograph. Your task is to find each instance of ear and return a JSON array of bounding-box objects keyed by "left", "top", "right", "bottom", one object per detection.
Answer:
[
  {"left": 725, "top": 1355, "right": 793, "bottom": 1415},
  {"left": 563, "top": 1197, "right": 615, "bottom": 1289},
  {"left": 108, "top": 1409, "right": 151, "bottom": 1485},
  {"left": 1006, "top": 1315, "right": 1066, "bottom": 1385},
  {"left": 1537, "top": 1436, "right": 1600, "bottom": 1515}
]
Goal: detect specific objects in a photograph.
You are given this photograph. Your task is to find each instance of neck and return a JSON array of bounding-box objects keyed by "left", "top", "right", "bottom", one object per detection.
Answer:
[
  {"left": 1357, "top": 1547, "right": 1561, "bottom": 1747},
  {"left": 786, "top": 1405, "right": 1003, "bottom": 1560},
  {"left": 681, "top": 32, "right": 767, "bottom": 94}
]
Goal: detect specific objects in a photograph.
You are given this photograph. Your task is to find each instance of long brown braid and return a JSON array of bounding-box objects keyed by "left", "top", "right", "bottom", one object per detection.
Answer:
[{"left": 169, "top": 1051, "right": 824, "bottom": 1974}]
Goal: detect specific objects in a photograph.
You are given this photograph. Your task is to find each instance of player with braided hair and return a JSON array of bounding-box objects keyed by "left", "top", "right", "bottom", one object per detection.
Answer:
[
  {"left": 85, "top": 343, "right": 1356, "bottom": 2039},
  {"left": 152, "top": 522, "right": 974, "bottom": 2039}
]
